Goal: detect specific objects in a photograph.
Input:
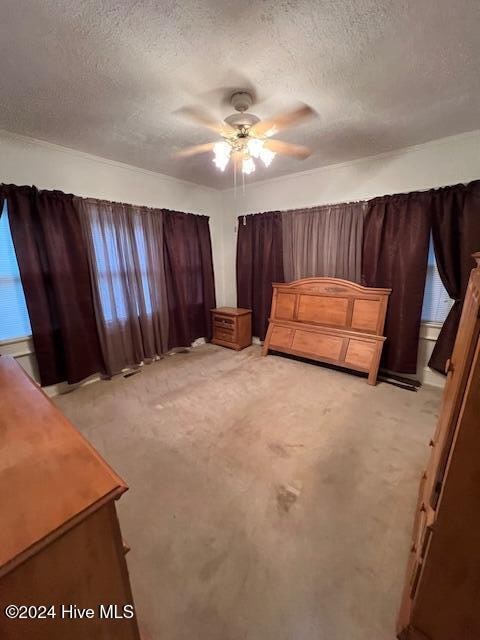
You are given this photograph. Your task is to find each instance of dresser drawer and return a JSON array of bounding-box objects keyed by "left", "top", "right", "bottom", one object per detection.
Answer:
[
  {"left": 213, "top": 317, "right": 235, "bottom": 329},
  {"left": 214, "top": 325, "right": 235, "bottom": 339},
  {"left": 215, "top": 328, "right": 235, "bottom": 343},
  {"left": 213, "top": 315, "right": 235, "bottom": 329}
]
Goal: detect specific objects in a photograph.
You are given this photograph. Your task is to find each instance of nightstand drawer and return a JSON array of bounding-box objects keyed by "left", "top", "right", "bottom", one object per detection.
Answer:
[
  {"left": 215, "top": 328, "right": 235, "bottom": 343},
  {"left": 213, "top": 316, "right": 235, "bottom": 328}
]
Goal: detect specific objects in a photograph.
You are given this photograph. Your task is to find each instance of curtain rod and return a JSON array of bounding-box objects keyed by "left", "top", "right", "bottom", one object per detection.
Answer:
[
  {"left": 236, "top": 179, "right": 477, "bottom": 220},
  {"left": 78, "top": 196, "right": 210, "bottom": 219},
  {"left": 237, "top": 199, "right": 368, "bottom": 220},
  {"left": 0, "top": 183, "right": 210, "bottom": 219},
  {"left": 81, "top": 196, "right": 161, "bottom": 211}
]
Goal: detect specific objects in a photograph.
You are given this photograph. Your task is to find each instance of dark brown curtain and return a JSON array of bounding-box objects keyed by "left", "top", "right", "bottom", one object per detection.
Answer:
[
  {"left": 362, "top": 192, "right": 432, "bottom": 373},
  {"left": 2, "top": 185, "right": 103, "bottom": 386},
  {"left": 163, "top": 210, "right": 216, "bottom": 349},
  {"left": 236, "top": 212, "right": 284, "bottom": 340},
  {"left": 429, "top": 180, "right": 480, "bottom": 373}
]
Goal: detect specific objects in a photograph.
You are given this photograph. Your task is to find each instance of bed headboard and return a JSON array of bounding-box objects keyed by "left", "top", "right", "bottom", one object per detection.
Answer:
[
  {"left": 270, "top": 277, "right": 391, "bottom": 335},
  {"left": 262, "top": 277, "right": 392, "bottom": 385}
]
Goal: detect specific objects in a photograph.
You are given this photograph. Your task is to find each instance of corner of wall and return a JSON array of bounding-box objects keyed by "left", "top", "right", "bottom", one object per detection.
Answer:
[{"left": 219, "top": 191, "right": 238, "bottom": 307}]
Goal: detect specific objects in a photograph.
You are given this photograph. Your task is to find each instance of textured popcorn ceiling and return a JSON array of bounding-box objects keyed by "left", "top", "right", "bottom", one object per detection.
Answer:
[{"left": 1, "top": 0, "right": 480, "bottom": 189}]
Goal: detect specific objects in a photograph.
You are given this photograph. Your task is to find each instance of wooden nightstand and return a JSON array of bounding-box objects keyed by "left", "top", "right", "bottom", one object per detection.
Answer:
[{"left": 210, "top": 307, "right": 252, "bottom": 351}]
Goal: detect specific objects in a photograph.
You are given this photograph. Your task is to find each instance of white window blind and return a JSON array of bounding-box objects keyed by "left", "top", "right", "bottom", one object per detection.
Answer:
[
  {"left": 421, "top": 237, "right": 453, "bottom": 324},
  {"left": 0, "top": 203, "right": 32, "bottom": 341}
]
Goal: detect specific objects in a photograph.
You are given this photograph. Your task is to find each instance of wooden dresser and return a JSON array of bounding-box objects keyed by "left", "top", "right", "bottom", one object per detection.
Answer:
[
  {"left": 0, "top": 357, "right": 140, "bottom": 640},
  {"left": 211, "top": 307, "right": 252, "bottom": 350},
  {"left": 397, "top": 253, "right": 480, "bottom": 640},
  {"left": 262, "top": 277, "right": 391, "bottom": 384}
]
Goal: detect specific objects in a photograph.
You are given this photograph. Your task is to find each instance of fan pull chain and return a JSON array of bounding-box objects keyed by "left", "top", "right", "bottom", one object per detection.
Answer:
[{"left": 233, "top": 158, "right": 237, "bottom": 200}]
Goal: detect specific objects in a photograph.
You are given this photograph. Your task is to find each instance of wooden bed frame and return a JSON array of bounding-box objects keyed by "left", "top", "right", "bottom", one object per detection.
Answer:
[{"left": 261, "top": 277, "right": 391, "bottom": 385}]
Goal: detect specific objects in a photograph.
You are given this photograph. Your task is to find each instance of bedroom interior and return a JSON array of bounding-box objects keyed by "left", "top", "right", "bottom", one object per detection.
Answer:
[{"left": 1, "top": 2, "right": 480, "bottom": 640}]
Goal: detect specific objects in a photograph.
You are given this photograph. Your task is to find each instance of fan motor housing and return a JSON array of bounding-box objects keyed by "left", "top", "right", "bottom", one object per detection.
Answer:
[{"left": 230, "top": 91, "right": 253, "bottom": 112}]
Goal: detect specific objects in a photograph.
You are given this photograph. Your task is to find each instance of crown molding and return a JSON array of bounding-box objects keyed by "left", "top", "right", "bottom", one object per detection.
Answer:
[
  {"left": 220, "top": 128, "right": 480, "bottom": 194},
  {"left": 2, "top": 127, "right": 479, "bottom": 196},
  {"left": 0, "top": 129, "right": 219, "bottom": 194}
]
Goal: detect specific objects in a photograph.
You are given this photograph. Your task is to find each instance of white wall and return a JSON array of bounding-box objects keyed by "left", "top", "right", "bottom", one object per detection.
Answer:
[
  {"left": 222, "top": 130, "right": 480, "bottom": 216},
  {"left": 2, "top": 129, "right": 479, "bottom": 389},
  {"left": 0, "top": 130, "right": 226, "bottom": 299},
  {"left": 221, "top": 129, "right": 480, "bottom": 386},
  {"left": 0, "top": 130, "right": 226, "bottom": 391}
]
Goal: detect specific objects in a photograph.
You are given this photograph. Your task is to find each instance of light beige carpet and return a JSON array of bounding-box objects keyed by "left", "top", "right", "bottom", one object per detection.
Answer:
[{"left": 55, "top": 344, "right": 442, "bottom": 640}]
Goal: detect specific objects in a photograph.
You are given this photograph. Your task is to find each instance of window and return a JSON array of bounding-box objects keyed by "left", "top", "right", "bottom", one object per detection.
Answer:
[
  {"left": 421, "top": 236, "right": 453, "bottom": 324},
  {"left": 90, "top": 219, "right": 129, "bottom": 322},
  {"left": 0, "top": 203, "right": 32, "bottom": 341},
  {"left": 90, "top": 217, "right": 153, "bottom": 323}
]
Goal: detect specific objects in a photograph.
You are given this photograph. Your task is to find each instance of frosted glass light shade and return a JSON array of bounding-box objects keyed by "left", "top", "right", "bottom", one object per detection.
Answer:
[
  {"left": 247, "top": 138, "right": 264, "bottom": 158},
  {"left": 259, "top": 147, "right": 276, "bottom": 167},
  {"left": 213, "top": 141, "right": 231, "bottom": 171}
]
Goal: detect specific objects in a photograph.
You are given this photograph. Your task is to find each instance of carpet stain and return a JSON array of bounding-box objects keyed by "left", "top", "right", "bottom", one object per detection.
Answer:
[
  {"left": 199, "top": 548, "right": 230, "bottom": 582},
  {"left": 268, "top": 442, "right": 290, "bottom": 458},
  {"left": 276, "top": 484, "right": 301, "bottom": 513}
]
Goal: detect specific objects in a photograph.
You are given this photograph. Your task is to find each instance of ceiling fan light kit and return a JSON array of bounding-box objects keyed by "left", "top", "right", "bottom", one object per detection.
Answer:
[
  {"left": 212, "top": 136, "right": 276, "bottom": 174},
  {"left": 176, "top": 89, "right": 316, "bottom": 180}
]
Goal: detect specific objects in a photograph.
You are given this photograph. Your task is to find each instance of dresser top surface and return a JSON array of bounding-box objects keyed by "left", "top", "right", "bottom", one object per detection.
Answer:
[{"left": 0, "top": 357, "right": 126, "bottom": 571}]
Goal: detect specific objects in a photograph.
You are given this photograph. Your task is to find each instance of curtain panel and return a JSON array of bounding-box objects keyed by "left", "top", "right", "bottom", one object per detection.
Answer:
[
  {"left": 429, "top": 180, "right": 480, "bottom": 373},
  {"left": 1, "top": 185, "right": 103, "bottom": 386},
  {"left": 282, "top": 203, "right": 365, "bottom": 283},
  {"left": 236, "top": 211, "right": 284, "bottom": 340},
  {"left": 163, "top": 210, "right": 216, "bottom": 349},
  {"left": 362, "top": 191, "right": 432, "bottom": 373},
  {"left": 78, "top": 199, "right": 169, "bottom": 376}
]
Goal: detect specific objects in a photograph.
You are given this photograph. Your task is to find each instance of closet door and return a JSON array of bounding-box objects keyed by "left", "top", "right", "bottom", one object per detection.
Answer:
[{"left": 425, "top": 273, "right": 480, "bottom": 509}]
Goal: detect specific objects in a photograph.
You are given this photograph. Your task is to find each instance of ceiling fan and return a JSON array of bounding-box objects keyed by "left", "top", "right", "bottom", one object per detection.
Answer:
[{"left": 175, "top": 91, "right": 316, "bottom": 175}]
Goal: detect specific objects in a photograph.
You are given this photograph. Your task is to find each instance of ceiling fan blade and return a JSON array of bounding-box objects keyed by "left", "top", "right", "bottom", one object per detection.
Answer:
[
  {"left": 264, "top": 139, "right": 312, "bottom": 159},
  {"left": 176, "top": 106, "right": 235, "bottom": 136},
  {"left": 174, "top": 142, "right": 216, "bottom": 158},
  {"left": 250, "top": 104, "right": 316, "bottom": 138}
]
